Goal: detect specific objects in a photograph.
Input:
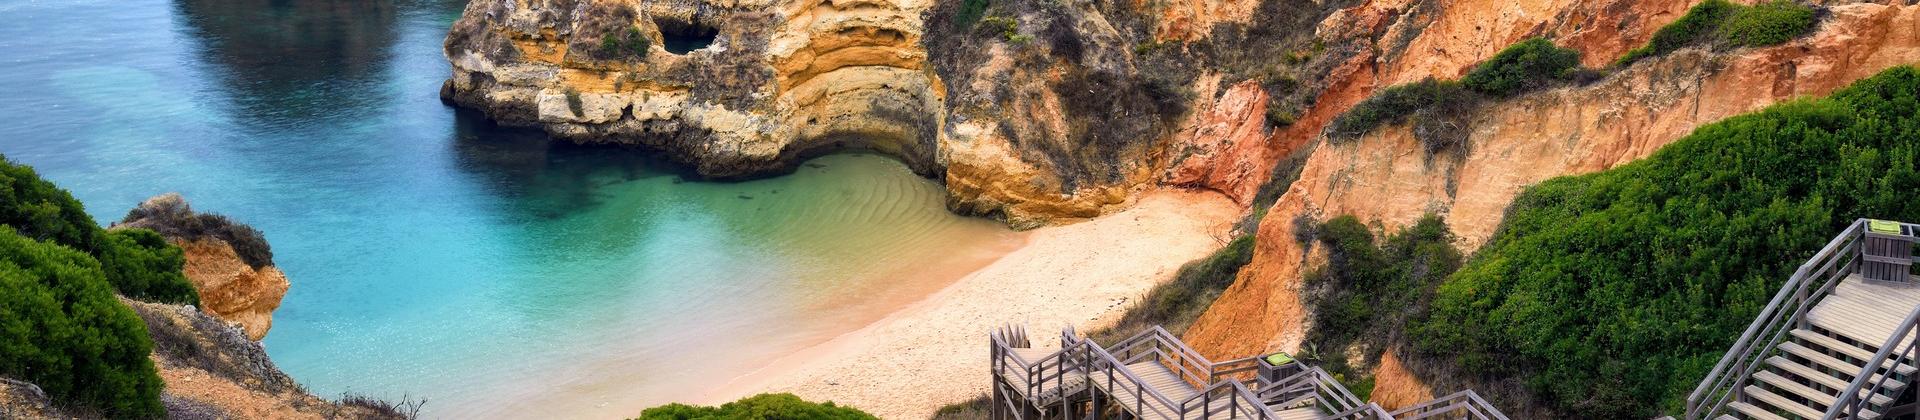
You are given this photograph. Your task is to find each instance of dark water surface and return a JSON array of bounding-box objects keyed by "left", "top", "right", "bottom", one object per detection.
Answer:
[{"left": 0, "top": 0, "right": 1021, "bottom": 417}]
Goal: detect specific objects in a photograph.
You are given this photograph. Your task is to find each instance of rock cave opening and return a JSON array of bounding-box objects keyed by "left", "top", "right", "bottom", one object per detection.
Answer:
[{"left": 656, "top": 17, "right": 717, "bottom": 54}]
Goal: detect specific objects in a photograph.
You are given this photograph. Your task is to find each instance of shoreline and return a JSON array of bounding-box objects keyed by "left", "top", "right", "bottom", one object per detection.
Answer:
[{"left": 701, "top": 188, "right": 1242, "bottom": 418}]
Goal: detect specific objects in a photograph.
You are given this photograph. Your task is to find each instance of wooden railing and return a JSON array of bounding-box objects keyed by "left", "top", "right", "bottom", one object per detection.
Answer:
[
  {"left": 1108, "top": 326, "right": 1265, "bottom": 386},
  {"left": 995, "top": 325, "right": 1515, "bottom": 420},
  {"left": 1079, "top": 337, "right": 1197, "bottom": 419},
  {"left": 991, "top": 325, "right": 1083, "bottom": 408},
  {"left": 1685, "top": 219, "right": 1905, "bottom": 419},
  {"left": 1823, "top": 305, "right": 1920, "bottom": 419},
  {"left": 1387, "top": 390, "right": 1509, "bottom": 420},
  {"left": 1179, "top": 379, "right": 1279, "bottom": 419}
]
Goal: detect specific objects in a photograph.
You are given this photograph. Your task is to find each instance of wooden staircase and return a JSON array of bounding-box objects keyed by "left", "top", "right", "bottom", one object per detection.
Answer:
[
  {"left": 990, "top": 325, "right": 1508, "bottom": 420},
  {"left": 1689, "top": 219, "right": 1920, "bottom": 420}
]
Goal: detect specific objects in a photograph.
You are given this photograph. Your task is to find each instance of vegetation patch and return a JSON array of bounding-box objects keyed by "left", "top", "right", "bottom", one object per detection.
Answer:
[
  {"left": 119, "top": 193, "right": 274, "bottom": 269},
  {"left": 598, "top": 26, "right": 652, "bottom": 60},
  {"left": 1296, "top": 215, "right": 1461, "bottom": 396},
  {"left": 953, "top": 0, "right": 989, "bottom": 27},
  {"left": 1411, "top": 66, "right": 1920, "bottom": 418},
  {"left": 1615, "top": 0, "right": 1815, "bottom": 66},
  {"left": 1719, "top": 0, "right": 1818, "bottom": 47},
  {"left": 1459, "top": 38, "right": 1584, "bottom": 97},
  {"left": 636, "top": 393, "right": 875, "bottom": 419},
  {"left": 0, "top": 226, "right": 166, "bottom": 418},
  {"left": 1326, "top": 38, "right": 1586, "bottom": 153},
  {"left": 0, "top": 157, "right": 196, "bottom": 304}
]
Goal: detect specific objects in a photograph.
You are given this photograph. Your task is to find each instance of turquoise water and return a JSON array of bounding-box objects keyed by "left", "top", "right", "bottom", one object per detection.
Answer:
[{"left": 0, "top": 0, "right": 1022, "bottom": 417}]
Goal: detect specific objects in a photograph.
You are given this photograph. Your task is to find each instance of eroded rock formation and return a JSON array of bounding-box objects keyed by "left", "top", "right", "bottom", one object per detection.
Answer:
[
  {"left": 124, "top": 298, "right": 409, "bottom": 419},
  {"left": 442, "top": 0, "right": 944, "bottom": 178},
  {"left": 1182, "top": 0, "right": 1920, "bottom": 408},
  {"left": 442, "top": 0, "right": 1357, "bottom": 227},
  {"left": 117, "top": 194, "right": 289, "bottom": 341}
]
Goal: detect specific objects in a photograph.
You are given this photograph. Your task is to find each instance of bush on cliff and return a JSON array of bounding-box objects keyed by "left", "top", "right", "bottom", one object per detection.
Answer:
[
  {"left": 0, "top": 226, "right": 166, "bottom": 418},
  {"left": 636, "top": 393, "right": 876, "bottom": 420},
  {"left": 1296, "top": 214, "right": 1460, "bottom": 396},
  {"left": 1327, "top": 38, "right": 1584, "bottom": 149},
  {"left": 1459, "top": 38, "right": 1583, "bottom": 97},
  {"left": 1324, "top": 79, "right": 1473, "bottom": 141},
  {"left": 120, "top": 193, "right": 275, "bottom": 269},
  {"left": 1720, "top": 0, "right": 1817, "bottom": 47},
  {"left": 97, "top": 228, "right": 198, "bottom": 304},
  {"left": 1616, "top": 0, "right": 1739, "bottom": 66},
  {"left": 597, "top": 26, "right": 651, "bottom": 60},
  {"left": 1615, "top": 0, "right": 1816, "bottom": 66},
  {"left": 0, "top": 157, "right": 197, "bottom": 304},
  {"left": 1412, "top": 66, "right": 1920, "bottom": 418}
]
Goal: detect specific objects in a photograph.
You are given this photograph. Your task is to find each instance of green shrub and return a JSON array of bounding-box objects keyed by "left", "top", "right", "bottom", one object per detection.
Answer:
[
  {"left": 0, "top": 227, "right": 166, "bottom": 418},
  {"left": 1460, "top": 38, "right": 1583, "bottom": 97},
  {"left": 1302, "top": 215, "right": 1460, "bottom": 358},
  {"left": 119, "top": 194, "right": 274, "bottom": 269},
  {"left": 0, "top": 159, "right": 101, "bottom": 251},
  {"left": 954, "top": 0, "right": 990, "bottom": 27},
  {"left": 1615, "top": 0, "right": 1815, "bottom": 66},
  {"left": 1412, "top": 66, "right": 1920, "bottom": 418},
  {"left": 1720, "top": 0, "right": 1816, "bottom": 47},
  {"left": 982, "top": 16, "right": 1021, "bottom": 42},
  {"left": 97, "top": 229, "right": 197, "bottom": 304},
  {"left": 636, "top": 393, "right": 876, "bottom": 420},
  {"left": 1616, "top": 0, "right": 1739, "bottom": 66},
  {"left": 0, "top": 157, "right": 196, "bottom": 303},
  {"left": 1324, "top": 79, "right": 1474, "bottom": 140},
  {"left": 598, "top": 26, "right": 651, "bottom": 60}
]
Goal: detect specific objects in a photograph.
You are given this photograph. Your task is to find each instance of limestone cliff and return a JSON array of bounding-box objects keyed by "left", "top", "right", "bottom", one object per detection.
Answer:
[
  {"left": 1182, "top": 0, "right": 1920, "bottom": 409},
  {"left": 116, "top": 194, "right": 289, "bottom": 341},
  {"left": 441, "top": 0, "right": 1360, "bottom": 227},
  {"left": 442, "top": 0, "right": 944, "bottom": 178}
]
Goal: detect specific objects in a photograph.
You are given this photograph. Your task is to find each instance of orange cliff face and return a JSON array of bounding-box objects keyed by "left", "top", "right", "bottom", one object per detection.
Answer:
[
  {"left": 116, "top": 193, "right": 289, "bottom": 341},
  {"left": 175, "top": 238, "right": 290, "bottom": 341},
  {"left": 1156, "top": 0, "right": 1693, "bottom": 204},
  {"left": 1180, "top": 0, "right": 1920, "bottom": 403}
]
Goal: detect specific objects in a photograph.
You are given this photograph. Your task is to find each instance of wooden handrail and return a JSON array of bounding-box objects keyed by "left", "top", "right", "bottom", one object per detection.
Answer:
[
  {"left": 1388, "top": 390, "right": 1510, "bottom": 420},
  {"left": 1079, "top": 339, "right": 1186, "bottom": 418},
  {"left": 1686, "top": 219, "right": 1871, "bottom": 419}
]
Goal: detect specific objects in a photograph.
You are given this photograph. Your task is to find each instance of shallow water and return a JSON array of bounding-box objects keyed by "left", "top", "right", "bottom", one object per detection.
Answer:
[{"left": 0, "top": 0, "right": 1023, "bottom": 417}]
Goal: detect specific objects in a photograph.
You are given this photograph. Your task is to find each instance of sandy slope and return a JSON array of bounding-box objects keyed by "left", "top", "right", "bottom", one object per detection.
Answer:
[{"left": 703, "top": 189, "right": 1240, "bottom": 418}]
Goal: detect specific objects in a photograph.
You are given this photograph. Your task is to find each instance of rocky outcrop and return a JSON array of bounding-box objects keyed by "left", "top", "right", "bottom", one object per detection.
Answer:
[
  {"left": 123, "top": 298, "right": 410, "bottom": 420},
  {"left": 442, "top": 0, "right": 944, "bottom": 179},
  {"left": 441, "top": 0, "right": 1354, "bottom": 227},
  {"left": 173, "top": 238, "right": 290, "bottom": 341},
  {"left": 1185, "top": 0, "right": 1920, "bottom": 381},
  {"left": 116, "top": 194, "right": 288, "bottom": 341},
  {"left": 2, "top": 299, "right": 405, "bottom": 419}
]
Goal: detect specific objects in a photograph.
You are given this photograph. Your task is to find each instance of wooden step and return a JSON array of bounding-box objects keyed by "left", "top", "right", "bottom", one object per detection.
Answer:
[
  {"left": 1767, "top": 356, "right": 1901, "bottom": 404},
  {"left": 1782, "top": 342, "right": 1885, "bottom": 381},
  {"left": 1728, "top": 401, "right": 1787, "bottom": 420},
  {"left": 1755, "top": 370, "right": 1840, "bottom": 408},
  {"left": 1793, "top": 329, "right": 1881, "bottom": 364},
  {"left": 1744, "top": 385, "right": 1823, "bottom": 419}
]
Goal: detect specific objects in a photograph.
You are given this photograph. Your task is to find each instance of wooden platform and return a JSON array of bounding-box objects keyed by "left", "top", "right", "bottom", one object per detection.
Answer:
[{"left": 1808, "top": 274, "right": 1920, "bottom": 350}]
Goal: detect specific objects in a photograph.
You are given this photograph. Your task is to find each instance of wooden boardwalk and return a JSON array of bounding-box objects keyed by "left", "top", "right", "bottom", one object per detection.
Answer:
[{"left": 990, "top": 325, "right": 1507, "bottom": 420}]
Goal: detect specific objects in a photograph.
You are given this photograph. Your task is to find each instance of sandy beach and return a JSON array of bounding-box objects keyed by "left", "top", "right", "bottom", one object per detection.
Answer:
[{"left": 703, "top": 188, "right": 1241, "bottom": 418}]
